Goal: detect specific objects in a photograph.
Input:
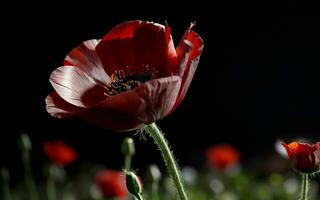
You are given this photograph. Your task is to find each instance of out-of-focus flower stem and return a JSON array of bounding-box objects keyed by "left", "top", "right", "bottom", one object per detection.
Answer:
[
  {"left": 144, "top": 123, "right": 188, "bottom": 200},
  {"left": 19, "top": 134, "right": 39, "bottom": 200},
  {"left": 22, "top": 153, "right": 39, "bottom": 200},
  {"left": 300, "top": 173, "right": 309, "bottom": 200},
  {"left": 1, "top": 168, "right": 12, "bottom": 200},
  {"left": 124, "top": 155, "right": 132, "bottom": 171},
  {"left": 148, "top": 165, "right": 161, "bottom": 200},
  {"left": 46, "top": 164, "right": 57, "bottom": 200},
  {"left": 122, "top": 138, "right": 135, "bottom": 171},
  {"left": 151, "top": 180, "right": 159, "bottom": 200}
]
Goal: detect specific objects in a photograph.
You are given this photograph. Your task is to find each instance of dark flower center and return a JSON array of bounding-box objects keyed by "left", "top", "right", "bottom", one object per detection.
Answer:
[{"left": 104, "top": 66, "right": 157, "bottom": 97}]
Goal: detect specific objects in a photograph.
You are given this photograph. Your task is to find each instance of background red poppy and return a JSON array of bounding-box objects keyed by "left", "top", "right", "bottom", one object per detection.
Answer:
[
  {"left": 95, "top": 170, "right": 127, "bottom": 199},
  {"left": 282, "top": 142, "right": 320, "bottom": 173},
  {"left": 43, "top": 141, "right": 77, "bottom": 166},
  {"left": 207, "top": 144, "right": 240, "bottom": 170}
]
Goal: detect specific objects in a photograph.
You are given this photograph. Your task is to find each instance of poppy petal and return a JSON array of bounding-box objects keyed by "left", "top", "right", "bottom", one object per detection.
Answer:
[
  {"left": 315, "top": 142, "right": 320, "bottom": 150},
  {"left": 285, "top": 142, "right": 314, "bottom": 156},
  {"left": 295, "top": 142, "right": 314, "bottom": 154},
  {"left": 50, "top": 66, "right": 106, "bottom": 107},
  {"left": 96, "top": 20, "right": 177, "bottom": 77},
  {"left": 45, "top": 92, "right": 84, "bottom": 118},
  {"left": 131, "top": 21, "right": 177, "bottom": 76},
  {"left": 165, "top": 22, "right": 178, "bottom": 75},
  {"left": 292, "top": 154, "right": 315, "bottom": 173},
  {"left": 282, "top": 142, "right": 295, "bottom": 159},
  {"left": 100, "top": 20, "right": 142, "bottom": 41},
  {"left": 96, "top": 170, "right": 127, "bottom": 198},
  {"left": 77, "top": 108, "right": 143, "bottom": 131},
  {"left": 64, "top": 39, "right": 110, "bottom": 84},
  {"left": 314, "top": 150, "right": 320, "bottom": 166},
  {"left": 170, "top": 25, "right": 204, "bottom": 112},
  {"left": 100, "top": 75, "right": 181, "bottom": 124}
]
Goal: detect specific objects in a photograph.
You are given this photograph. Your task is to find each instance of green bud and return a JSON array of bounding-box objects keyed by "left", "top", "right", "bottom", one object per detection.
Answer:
[
  {"left": 147, "top": 164, "right": 161, "bottom": 182},
  {"left": 125, "top": 171, "right": 142, "bottom": 199},
  {"left": 18, "top": 133, "right": 32, "bottom": 152},
  {"left": 121, "top": 138, "right": 135, "bottom": 156}
]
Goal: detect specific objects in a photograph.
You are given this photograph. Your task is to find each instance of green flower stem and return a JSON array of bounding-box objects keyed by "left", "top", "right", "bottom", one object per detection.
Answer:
[
  {"left": 46, "top": 165, "right": 57, "bottom": 200},
  {"left": 46, "top": 176, "right": 56, "bottom": 200},
  {"left": 144, "top": 123, "right": 188, "bottom": 200},
  {"left": 125, "top": 155, "right": 132, "bottom": 171},
  {"left": 1, "top": 168, "right": 12, "bottom": 200},
  {"left": 1, "top": 179, "right": 12, "bottom": 200},
  {"left": 300, "top": 173, "right": 309, "bottom": 200},
  {"left": 122, "top": 138, "right": 135, "bottom": 171},
  {"left": 2, "top": 183, "right": 11, "bottom": 200},
  {"left": 151, "top": 180, "right": 159, "bottom": 200},
  {"left": 22, "top": 151, "right": 39, "bottom": 200}
]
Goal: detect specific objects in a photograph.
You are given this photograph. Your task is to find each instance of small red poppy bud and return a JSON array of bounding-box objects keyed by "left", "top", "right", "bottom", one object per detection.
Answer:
[{"left": 282, "top": 142, "right": 320, "bottom": 173}]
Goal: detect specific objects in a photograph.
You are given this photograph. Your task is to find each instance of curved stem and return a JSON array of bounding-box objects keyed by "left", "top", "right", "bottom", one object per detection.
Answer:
[
  {"left": 137, "top": 194, "right": 144, "bottom": 200},
  {"left": 144, "top": 123, "right": 188, "bottom": 200},
  {"left": 300, "top": 173, "right": 309, "bottom": 200}
]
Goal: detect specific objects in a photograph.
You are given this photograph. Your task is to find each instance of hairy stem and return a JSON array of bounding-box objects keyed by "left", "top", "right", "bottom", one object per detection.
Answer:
[
  {"left": 300, "top": 173, "right": 309, "bottom": 200},
  {"left": 144, "top": 123, "right": 188, "bottom": 200},
  {"left": 137, "top": 194, "right": 144, "bottom": 200}
]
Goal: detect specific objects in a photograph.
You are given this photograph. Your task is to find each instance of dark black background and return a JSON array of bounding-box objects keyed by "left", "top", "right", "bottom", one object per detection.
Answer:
[{"left": 1, "top": 2, "right": 319, "bottom": 177}]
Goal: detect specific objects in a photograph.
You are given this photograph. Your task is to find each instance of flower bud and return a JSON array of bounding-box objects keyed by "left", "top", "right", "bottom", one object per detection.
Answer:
[
  {"left": 18, "top": 133, "right": 32, "bottom": 152},
  {"left": 121, "top": 138, "right": 135, "bottom": 156},
  {"left": 125, "top": 171, "right": 142, "bottom": 199},
  {"left": 147, "top": 164, "right": 161, "bottom": 182}
]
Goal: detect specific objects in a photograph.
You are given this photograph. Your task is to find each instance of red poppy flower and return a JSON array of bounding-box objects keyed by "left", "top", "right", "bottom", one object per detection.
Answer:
[
  {"left": 95, "top": 170, "right": 127, "bottom": 199},
  {"left": 45, "top": 20, "right": 203, "bottom": 131},
  {"left": 43, "top": 141, "right": 77, "bottom": 166},
  {"left": 282, "top": 142, "right": 320, "bottom": 173},
  {"left": 207, "top": 144, "right": 240, "bottom": 170}
]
